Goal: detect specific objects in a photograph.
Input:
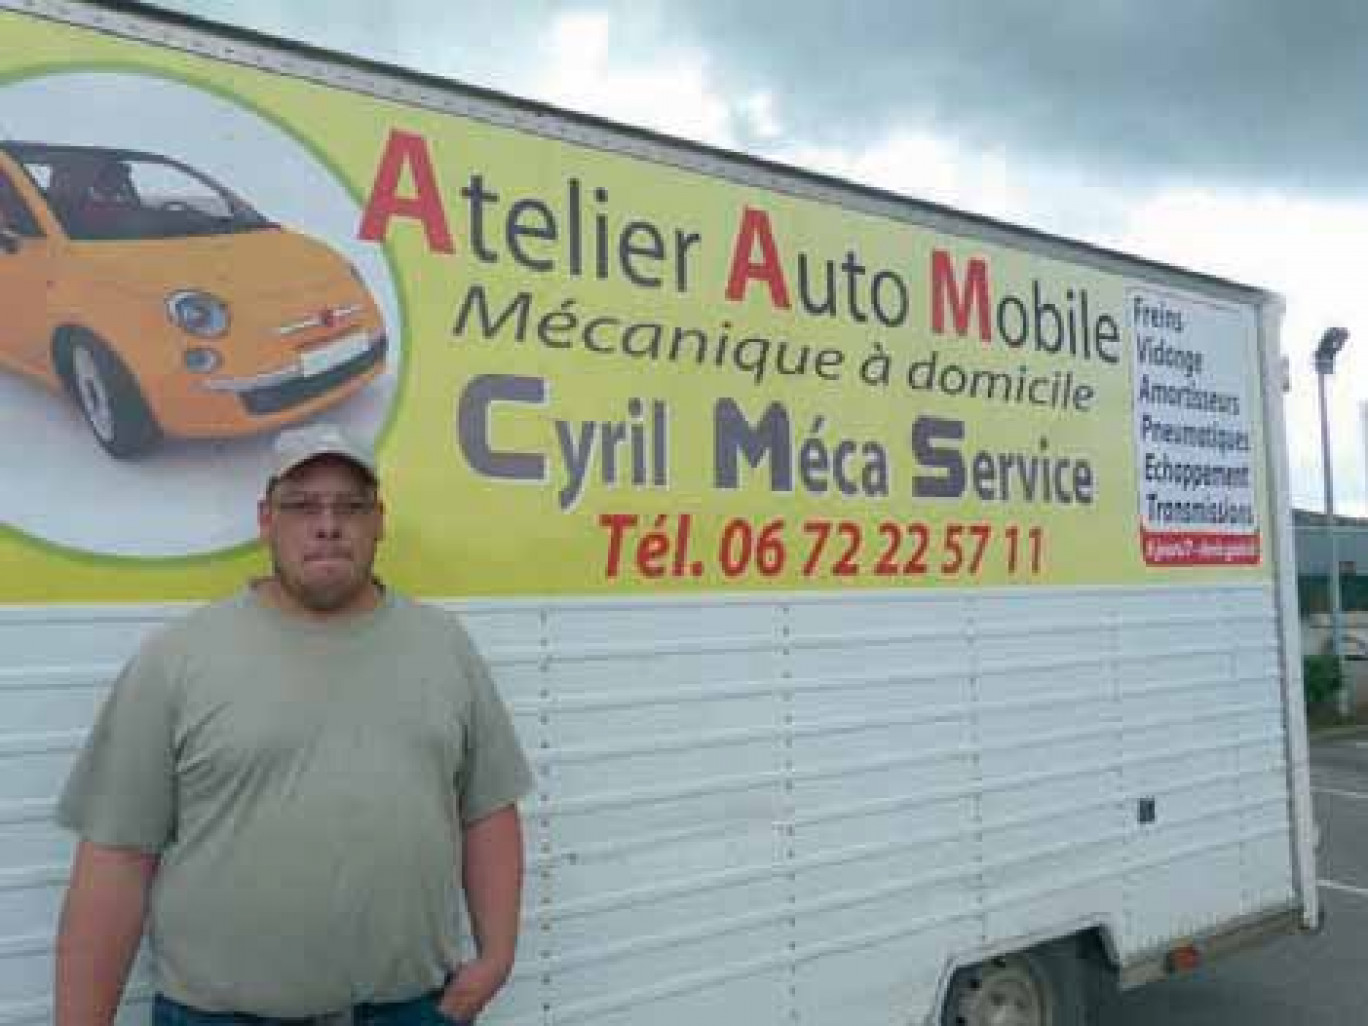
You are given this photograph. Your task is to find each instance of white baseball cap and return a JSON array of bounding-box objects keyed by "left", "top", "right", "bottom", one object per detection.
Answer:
[{"left": 268, "top": 423, "right": 377, "bottom": 487}]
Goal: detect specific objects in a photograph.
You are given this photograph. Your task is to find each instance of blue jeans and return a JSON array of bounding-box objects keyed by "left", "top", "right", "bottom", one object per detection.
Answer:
[{"left": 151, "top": 990, "right": 472, "bottom": 1026}]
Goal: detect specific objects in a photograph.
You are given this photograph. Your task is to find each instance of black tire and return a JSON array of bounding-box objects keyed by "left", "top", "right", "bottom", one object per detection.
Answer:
[
  {"left": 62, "top": 331, "right": 162, "bottom": 459},
  {"left": 941, "top": 940, "right": 1089, "bottom": 1026}
]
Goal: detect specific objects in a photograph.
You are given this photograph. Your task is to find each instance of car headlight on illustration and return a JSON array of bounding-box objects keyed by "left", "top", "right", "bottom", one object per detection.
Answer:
[
  {"left": 166, "top": 289, "right": 230, "bottom": 337},
  {"left": 182, "top": 346, "right": 223, "bottom": 373}
]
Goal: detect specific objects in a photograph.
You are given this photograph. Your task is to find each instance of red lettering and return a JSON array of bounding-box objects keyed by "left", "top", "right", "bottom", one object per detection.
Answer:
[
  {"left": 599, "top": 513, "right": 639, "bottom": 578},
  {"left": 724, "top": 207, "right": 791, "bottom": 309},
  {"left": 931, "top": 250, "right": 991, "bottom": 343},
  {"left": 358, "top": 129, "right": 454, "bottom": 254}
]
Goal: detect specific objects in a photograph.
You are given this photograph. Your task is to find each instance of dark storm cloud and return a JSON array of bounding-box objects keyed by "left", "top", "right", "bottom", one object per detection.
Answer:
[
  {"left": 151, "top": 0, "right": 1368, "bottom": 193},
  {"left": 635, "top": 0, "right": 1368, "bottom": 193}
]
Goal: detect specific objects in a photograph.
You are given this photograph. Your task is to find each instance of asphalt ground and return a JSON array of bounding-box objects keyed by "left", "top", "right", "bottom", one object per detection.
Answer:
[{"left": 1104, "top": 727, "right": 1368, "bottom": 1025}]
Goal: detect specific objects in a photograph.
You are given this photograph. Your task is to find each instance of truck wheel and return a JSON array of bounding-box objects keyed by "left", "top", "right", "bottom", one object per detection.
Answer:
[
  {"left": 941, "top": 943, "right": 1087, "bottom": 1026},
  {"left": 65, "top": 332, "right": 162, "bottom": 459}
]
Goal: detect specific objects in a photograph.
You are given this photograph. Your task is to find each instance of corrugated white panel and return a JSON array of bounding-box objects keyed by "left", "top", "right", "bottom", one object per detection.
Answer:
[
  {"left": 1111, "top": 588, "right": 1294, "bottom": 955},
  {"left": 530, "top": 600, "right": 789, "bottom": 1026},
  {"left": 0, "top": 607, "right": 177, "bottom": 1026},
  {"left": 782, "top": 596, "right": 976, "bottom": 1026},
  {"left": 1, "top": 584, "right": 1298, "bottom": 1026}
]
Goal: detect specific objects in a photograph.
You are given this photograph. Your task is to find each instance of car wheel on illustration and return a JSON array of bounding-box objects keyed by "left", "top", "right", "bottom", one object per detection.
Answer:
[{"left": 60, "top": 329, "right": 162, "bottom": 459}]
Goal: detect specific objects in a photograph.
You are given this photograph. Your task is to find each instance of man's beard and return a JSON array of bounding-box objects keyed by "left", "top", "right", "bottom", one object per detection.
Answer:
[{"left": 272, "top": 552, "right": 372, "bottom": 612}]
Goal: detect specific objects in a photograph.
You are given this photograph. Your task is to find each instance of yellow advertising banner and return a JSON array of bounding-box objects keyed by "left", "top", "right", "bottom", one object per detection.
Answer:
[{"left": 0, "top": 11, "right": 1273, "bottom": 601}]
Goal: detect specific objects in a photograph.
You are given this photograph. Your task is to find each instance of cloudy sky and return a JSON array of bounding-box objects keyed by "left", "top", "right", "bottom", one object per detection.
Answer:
[{"left": 153, "top": 0, "right": 1368, "bottom": 514}]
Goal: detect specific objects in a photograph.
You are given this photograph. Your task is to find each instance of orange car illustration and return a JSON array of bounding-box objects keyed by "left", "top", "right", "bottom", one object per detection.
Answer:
[{"left": 0, "top": 141, "right": 388, "bottom": 458}]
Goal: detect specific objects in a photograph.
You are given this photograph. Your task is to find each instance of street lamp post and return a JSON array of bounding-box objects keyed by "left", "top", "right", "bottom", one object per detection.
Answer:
[{"left": 1314, "top": 326, "right": 1351, "bottom": 716}]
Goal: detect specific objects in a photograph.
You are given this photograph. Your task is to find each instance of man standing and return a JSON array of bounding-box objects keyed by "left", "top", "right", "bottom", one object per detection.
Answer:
[{"left": 54, "top": 423, "right": 532, "bottom": 1025}]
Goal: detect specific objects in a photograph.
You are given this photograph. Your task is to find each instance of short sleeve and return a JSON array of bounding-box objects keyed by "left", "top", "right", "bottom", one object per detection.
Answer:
[
  {"left": 453, "top": 627, "right": 533, "bottom": 826},
  {"left": 56, "top": 639, "right": 178, "bottom": 853}
]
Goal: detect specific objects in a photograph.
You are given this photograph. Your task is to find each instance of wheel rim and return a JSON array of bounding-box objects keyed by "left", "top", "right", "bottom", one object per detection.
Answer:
[
  {"left": 950, "top": 957, "right": 1047, "bottom": 1026},
  {"left": 72, "top": 345, "right": 115, "bottom": 443}
]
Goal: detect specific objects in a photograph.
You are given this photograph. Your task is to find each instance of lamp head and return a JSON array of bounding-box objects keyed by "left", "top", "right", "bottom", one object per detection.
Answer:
[{"left": 1316, "top": 326, "right": 1349, "bottom": 374}]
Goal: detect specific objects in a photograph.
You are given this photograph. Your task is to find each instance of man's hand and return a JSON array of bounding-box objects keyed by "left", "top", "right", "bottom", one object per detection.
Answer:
[
  {"left": 436, "top": 956, "right": 511, "bottom": 1022},
  {"left": 447, "top": 804, "right": 524, "bottom": 1021}
]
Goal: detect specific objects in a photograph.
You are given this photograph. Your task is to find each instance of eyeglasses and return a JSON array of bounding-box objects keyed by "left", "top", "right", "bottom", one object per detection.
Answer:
[{"left": 272, "top": 495, "right": 378, "bottom": 520}]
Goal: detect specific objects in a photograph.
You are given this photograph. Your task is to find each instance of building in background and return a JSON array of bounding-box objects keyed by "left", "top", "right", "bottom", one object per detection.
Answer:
[{"left": 1295, "top": 507, "right": 1368, "bottom": 659}]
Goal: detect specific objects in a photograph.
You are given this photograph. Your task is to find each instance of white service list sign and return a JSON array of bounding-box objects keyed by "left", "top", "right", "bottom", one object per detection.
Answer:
[{"left": 1128, "top": 288, "right": 1261, "bottom": 566}]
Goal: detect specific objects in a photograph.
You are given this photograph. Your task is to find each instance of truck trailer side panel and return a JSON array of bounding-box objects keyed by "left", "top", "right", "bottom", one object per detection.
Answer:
[{"left": 0, "top": 583, "right": 1303, "bottom": 1025}]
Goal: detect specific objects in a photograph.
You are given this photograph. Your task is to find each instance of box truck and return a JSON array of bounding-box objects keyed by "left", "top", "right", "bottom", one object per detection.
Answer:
[{"left": 0, "top": 2, "right": 1317, "bottom": 1023}]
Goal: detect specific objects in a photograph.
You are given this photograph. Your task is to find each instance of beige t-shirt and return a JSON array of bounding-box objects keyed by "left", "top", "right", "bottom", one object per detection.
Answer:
[{"left": 58, "top": 587, "right": 532, "bottom": 1017}]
